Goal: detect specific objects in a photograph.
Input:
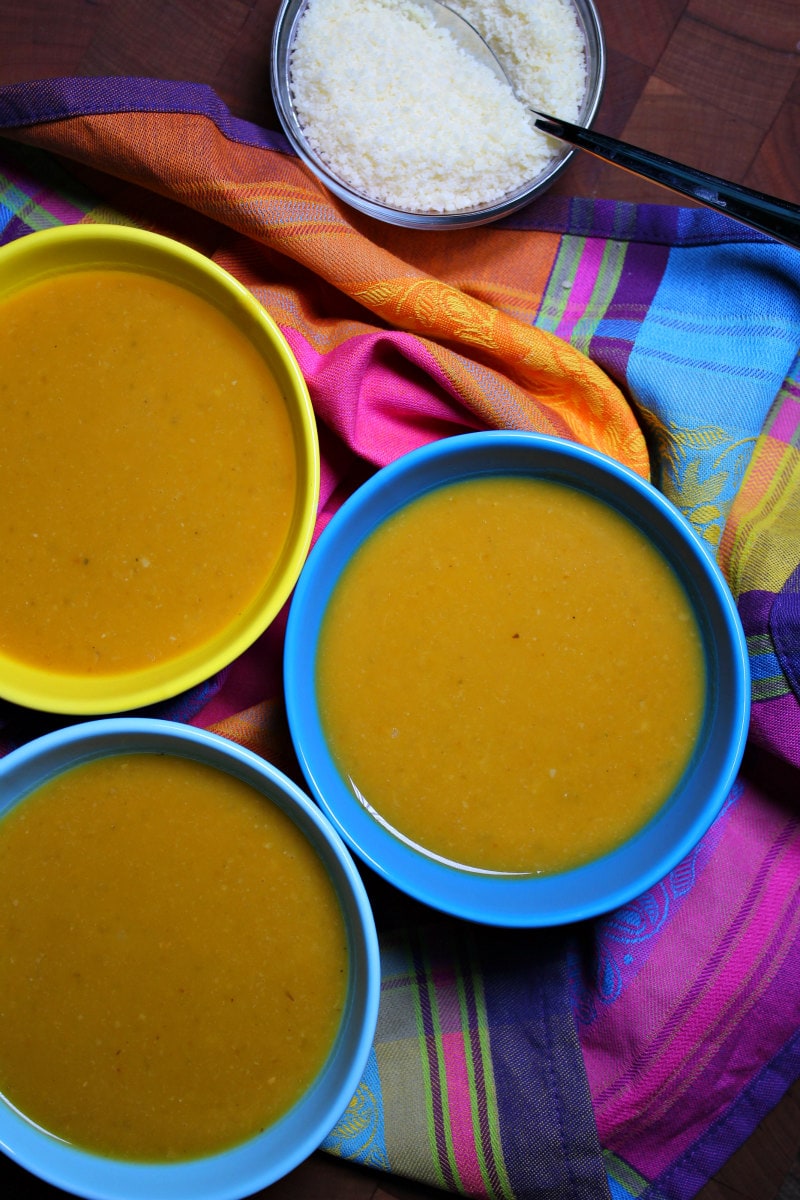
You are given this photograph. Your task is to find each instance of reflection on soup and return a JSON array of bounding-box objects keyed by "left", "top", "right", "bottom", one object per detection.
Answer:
[
  {"left": 0, "top": 754, "right": 348, "bottom": 1161},
  {"left": 0, "top": 269, "right": 297, "bottom": 674},
  {"left": 317, "top": 475, "right": 706, "bottom": 874}
]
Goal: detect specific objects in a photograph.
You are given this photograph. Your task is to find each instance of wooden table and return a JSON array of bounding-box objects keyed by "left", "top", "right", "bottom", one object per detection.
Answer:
[{"left": 1, "top": 2, "right": 799, "bottom": 1197}]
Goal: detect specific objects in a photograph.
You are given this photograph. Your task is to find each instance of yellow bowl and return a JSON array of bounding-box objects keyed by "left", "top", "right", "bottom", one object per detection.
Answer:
[{"left": 0, "top": 225, "right": 319, "bottom": 714}]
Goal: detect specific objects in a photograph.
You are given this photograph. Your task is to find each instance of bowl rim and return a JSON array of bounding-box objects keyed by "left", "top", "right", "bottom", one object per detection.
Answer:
[
  {"left": 0, "top": 717, "right": 380, "bottom": 1200},
  {"left": 0, "top": 225, "right": 320, "bottom": 715},
  {"left": 271, "top": 0, "right": 607, "bottom": 229},
  {"left": 283, "top": 430, "right": 751, "bottom": 927}
]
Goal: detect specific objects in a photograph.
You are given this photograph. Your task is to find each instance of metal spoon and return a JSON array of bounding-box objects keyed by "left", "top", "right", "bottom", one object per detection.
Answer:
[{"left": 425, "top": 0, "right": 800, "bottom": 248}]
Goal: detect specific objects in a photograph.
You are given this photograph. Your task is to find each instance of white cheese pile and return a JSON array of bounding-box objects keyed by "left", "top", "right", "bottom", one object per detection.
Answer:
[
  {"left": 288, "top": 0, "right": 587, "bottom": 214},
  {"left": 452, "top": 0, "right": 586, "bottom": 124}
]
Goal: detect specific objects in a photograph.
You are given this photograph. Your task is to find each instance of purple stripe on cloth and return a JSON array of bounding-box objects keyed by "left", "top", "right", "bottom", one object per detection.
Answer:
[
  {"left": 34, "top": 189, "right": 88, "bottom": 225},
  {"left": 739, "top": 589, "right": 776, "bottom": 633},
  {"left": 500, "top": 191, "right": 767, "bottom": 245},
  {"left": 484, "top": 932, "right": 611, "bottom": 1200},
  {"left": 408, "top": 935, "right": 459, "bottom": 1193},
  {"left": 590, "top": 239, "right": 672, "bottom": 380},
  {"left": 584, "top": 334, "right": 632, "bottom": 384},
  {"left": 0, "top": 213, "right": 31, "bottom": 245},
  {"left": 0, "top": 77, "right": 292, "bottom": 155},
  {"left": 460, "top": 959, "right": 506, "bottom": 1197},
  {"left": 604, "top": 240, "right": 671, "bottom": 323}
]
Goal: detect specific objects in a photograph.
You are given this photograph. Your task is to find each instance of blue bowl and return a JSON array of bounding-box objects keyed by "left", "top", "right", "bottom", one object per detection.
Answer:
[
  {"left": 0, "top": 719, "right": 380, "bottom": 1200},
  {"left": 284, "top": 431, "right": 750, "bottom": 927}
]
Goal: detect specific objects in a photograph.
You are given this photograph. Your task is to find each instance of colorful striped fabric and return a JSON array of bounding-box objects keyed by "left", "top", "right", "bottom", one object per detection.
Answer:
[
  {"left": 721, "top": 382, "right": 800, "bottom": 768},
  {"left": 1, "top": 78, "right": 799, "bottom": 1200}
]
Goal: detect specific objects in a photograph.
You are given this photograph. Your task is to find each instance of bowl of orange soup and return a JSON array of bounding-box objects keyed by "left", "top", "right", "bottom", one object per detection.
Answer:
[
  {"left": 284, "top": 431, "right": 750, "bottom": 926},
  {"left": 0, "top": 717, "right": 379, "bottom": 1199},
  {"left": 0, "top": 225, "right": 319, "bottom": 715}
]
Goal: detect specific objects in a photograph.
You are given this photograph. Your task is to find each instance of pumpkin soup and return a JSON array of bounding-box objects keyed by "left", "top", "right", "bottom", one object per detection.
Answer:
[
  {"left": 0, "top": 753, "right": 348, "bottom": 1161},
  {"left": 0, "top": 268, "right": 297, "bottom": 673},
  {"left": 317, "top": 475, "right": 706, "bottom": 874}
]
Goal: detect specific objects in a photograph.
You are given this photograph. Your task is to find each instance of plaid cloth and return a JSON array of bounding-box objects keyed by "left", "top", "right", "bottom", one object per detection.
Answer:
[{"left": 1, "top": 78, "right": 799, "bottom": 1200}]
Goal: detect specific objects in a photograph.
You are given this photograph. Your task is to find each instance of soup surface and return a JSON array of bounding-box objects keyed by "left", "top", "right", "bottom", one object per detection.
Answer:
[
  {"left": 317, "top": 475, "right": 706, "bottom": 874},
  {"left": 0, "top": 268, "right": 297, "bottom": 673},
  {"left": 0, "top": 753, "right": 348, "bottom": 1161}
]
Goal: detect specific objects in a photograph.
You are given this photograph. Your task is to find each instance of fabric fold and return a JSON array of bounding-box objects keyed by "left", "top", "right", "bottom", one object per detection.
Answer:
[{"left": 0, "top": 78, "right": 649, "bottom": 474}]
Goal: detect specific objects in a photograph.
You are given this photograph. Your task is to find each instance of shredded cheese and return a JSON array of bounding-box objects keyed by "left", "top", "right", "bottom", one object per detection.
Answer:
[{"left": 288, "top": 0, "right": 586, "bottom": 213}]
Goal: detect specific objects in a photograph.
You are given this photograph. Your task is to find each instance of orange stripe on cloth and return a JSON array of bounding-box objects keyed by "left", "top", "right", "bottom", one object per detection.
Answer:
[
  {"left": 7, "top": 110, "right": 649, "bottom": 475},
  {"left": 207, "top": 699, "right": 300, "bottom": 782},
  {"left": 368, "top": 224, "right": 559, "bottom": 327}
]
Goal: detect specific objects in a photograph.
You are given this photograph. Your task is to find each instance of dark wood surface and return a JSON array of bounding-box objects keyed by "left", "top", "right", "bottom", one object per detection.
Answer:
[{"left": 1, "top": 2, "right": 800, "bottom": 1198}]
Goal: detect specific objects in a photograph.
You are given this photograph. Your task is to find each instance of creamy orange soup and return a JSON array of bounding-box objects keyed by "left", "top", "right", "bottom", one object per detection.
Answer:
[
  {"left": 317, "top": 475, "right": 706, "bottom": 874},
  {"left": 0, "top": 753, "right": 348, "bottom": 1161},
  {"left": 0, "top": 269, "right": 297, "bottom": 673}
]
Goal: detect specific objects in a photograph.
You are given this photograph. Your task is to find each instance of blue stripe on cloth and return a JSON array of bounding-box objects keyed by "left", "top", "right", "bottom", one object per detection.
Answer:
[
  {"left": 593, "top": 318, "right": 647, "bottom": 342},
  {"left": 749, "top": 647, "right": 784, "bottom": 682},
  {"left": 608, "top": 1176, "right": 639, "bottom": 1199},
  {"left": 625, "top": 242, "right": 800, "bottom": 541},
  {"left": 322, "top": 1047, "right": 389, "bottom": 1170}
]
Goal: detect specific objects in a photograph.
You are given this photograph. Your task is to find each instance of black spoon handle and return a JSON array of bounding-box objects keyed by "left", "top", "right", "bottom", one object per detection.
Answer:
[{"left": 534, "top": 113, "right": 800, "bottom": 249}]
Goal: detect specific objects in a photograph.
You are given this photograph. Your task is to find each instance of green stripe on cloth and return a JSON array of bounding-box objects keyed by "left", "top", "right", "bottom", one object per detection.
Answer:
[
  {"left": 569, "top": 240, "right": 628, "bottom": 357},
  {"left": 537, "top": 235, "right": 586, "bottom": 332},
  {"left": 457, "top": 957, "right": 513, "bottom": 1199},
  {"left": 604, "top": 1149, "right": 649, "bottom": 1198},
  {"left": 411, "top": 933, "right": 459, "bottom": 1192},
  {"left": 370, "top": 923, "right": 590, "bottom": 1198},
  {"left": 752, "top": 674, "right": 792, "bottom": 702}
]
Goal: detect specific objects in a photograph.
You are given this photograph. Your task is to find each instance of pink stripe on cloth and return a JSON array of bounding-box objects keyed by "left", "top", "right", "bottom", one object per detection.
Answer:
[
  {"left": 583, "top": 777, "right": 800, "bottom": 1176},
  {"left": 282, "top": 326, "right": 485, "bottom": 471},
  {"left": 768, "top": 393, "right": 800, "bottom": 445},
  {"left": 50, "top": 194, "right": 94, "bottom": 225},
  {"left": 628, "top": 868, "right": 800, "bottom": 1178},
  {"left": 441, "top": 1030, "right": 488, "bottom": 1196},
  {"left": 555, "top": 237, "right": 605, "bottom": 344}
]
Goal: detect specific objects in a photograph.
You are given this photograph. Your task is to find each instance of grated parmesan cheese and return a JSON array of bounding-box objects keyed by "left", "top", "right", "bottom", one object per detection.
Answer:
[{"left": 288, "top": 0, "right": 586, "bottom": 214}]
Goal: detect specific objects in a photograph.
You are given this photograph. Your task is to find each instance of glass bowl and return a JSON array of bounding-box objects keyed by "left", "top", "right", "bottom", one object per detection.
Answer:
[{"left": 271, "top": 0, "right": 606, "bottom": 229}]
